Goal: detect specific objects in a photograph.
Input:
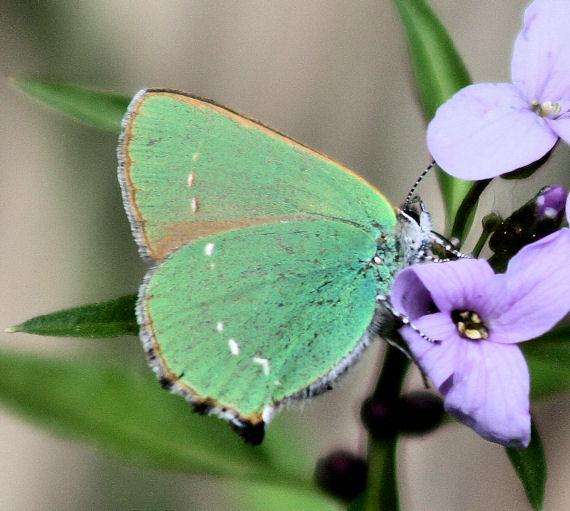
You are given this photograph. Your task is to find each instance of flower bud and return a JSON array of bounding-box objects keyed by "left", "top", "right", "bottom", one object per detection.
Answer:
[
  {"left": 361, "top": 393, "right": 444, "bottom": 439},
  {"left": 314, "top": 450, "right": 367, "bottom": 501},
  {"left": 360, "top": 397, "right": 399, "bottom": 439},
  {"left": 482, "top": 212, "right": 502, "bottom": 233},
  {"left": 397, "top": 391, "right": 444, "bottom": 435},
  {"left": 489, "top": 186, "right": 566, "bottom": 269},
  {"left": 535, "top": 185, "right": 567, "bottom": 219}
]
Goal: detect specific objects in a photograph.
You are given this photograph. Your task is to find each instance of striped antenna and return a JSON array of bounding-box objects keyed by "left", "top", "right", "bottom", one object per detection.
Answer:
[{"left": 403, "top": 160, "right": 435, "bottom": 210}]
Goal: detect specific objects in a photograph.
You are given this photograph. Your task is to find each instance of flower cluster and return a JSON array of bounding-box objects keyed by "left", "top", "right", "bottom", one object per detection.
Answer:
[
  {"left": 394, "top": 0, "right": 570, "bottom": 448},
  {"left": 392, "top": 224, "right": 569, "bottom": 447},
  {"left": 427, "top": 0, "right": 570, "bottom": 180}
]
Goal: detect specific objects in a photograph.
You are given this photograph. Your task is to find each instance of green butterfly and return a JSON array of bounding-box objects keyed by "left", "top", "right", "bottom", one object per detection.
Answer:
[{"left": 118, "top": 89, "right": 430, "bottom": 444}]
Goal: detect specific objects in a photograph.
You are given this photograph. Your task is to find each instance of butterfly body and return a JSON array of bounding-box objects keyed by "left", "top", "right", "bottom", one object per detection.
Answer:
[{"left": 118, "top": 89, "right": 422, "bottom": 444}]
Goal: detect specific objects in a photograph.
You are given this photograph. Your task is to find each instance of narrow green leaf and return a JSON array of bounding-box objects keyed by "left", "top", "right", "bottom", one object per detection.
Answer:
[
  {"left": 506, "top": 421, "right": 546, "bottom": 511},
  {"left": 6, "top": 295, "right": 138, "bottom": 338},
  {"left": 11, "top": 78, "right": 129, "bottom": 133},
  {"left": 392, "top": 0, "right": 471, "bottom": 119},
  {"left": 0, "top": 349, "right": 308, "bottom": 484},
  {"left": 392, "top": 0, "right": 473, "bottom": 235},
  {"left": 522, "top": 326, "right": 570, "bottom": 399}
]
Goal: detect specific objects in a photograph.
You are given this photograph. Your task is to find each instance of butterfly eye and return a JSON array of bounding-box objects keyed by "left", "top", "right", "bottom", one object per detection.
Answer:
[{"left": 405, "top": 207, "right": 420, "bottom": 223}]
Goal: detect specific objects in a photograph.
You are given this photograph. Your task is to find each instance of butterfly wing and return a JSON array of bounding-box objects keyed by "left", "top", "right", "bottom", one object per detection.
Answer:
[
  {"left": 118, "top": 89, "right": 400, "bottom": 442},
  {"left": 139, "top": 220, "right": 383, "bottom": 443},
  {"left": 118, "top": 89, "right": 396, "bottom": 262}
]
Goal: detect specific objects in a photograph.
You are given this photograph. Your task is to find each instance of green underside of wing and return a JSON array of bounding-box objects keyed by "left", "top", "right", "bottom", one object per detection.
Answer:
[
  {"left": 123, "top": 92, "right": 396, "bottom": 259},
  {"left": 141, "top": 220, "right": 398, "bottom": 419}
]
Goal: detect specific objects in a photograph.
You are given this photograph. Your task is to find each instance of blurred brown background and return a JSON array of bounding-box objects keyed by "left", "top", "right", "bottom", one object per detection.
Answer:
[{"left": 1, "top": 1, "right": 568, "bottom": 509}]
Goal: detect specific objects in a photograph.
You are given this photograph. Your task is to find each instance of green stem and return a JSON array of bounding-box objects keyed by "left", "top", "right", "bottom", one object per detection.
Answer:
[
  {"left": 360, "top": 345, "right": 409, "bottom": 511},
  {"left": 471, "top": 227, "right": 491, "bottom": 258},
  {"left": 450, "top": 179, "right": 492, "bottom": 243},
  {"left": 363, "top": 437, "right": 399, "bottom": 511},
  {"left": 373, "top": 345, "right": 409, "bottom": 401}
]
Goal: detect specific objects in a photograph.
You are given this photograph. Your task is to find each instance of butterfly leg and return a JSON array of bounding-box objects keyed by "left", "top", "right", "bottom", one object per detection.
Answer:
[
  {"left": 376, "top": 294, "right": 440, "bottom": 344},
  {"left": 375, "top": 294, "right": 435, "bottom": 388}
]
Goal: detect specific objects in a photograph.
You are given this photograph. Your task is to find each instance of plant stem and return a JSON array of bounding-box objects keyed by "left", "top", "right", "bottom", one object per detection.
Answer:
[
  {"left": 361, "top": 436, "right": 399, "bottom": 511},
  {"left": 471, "top": 227, "right": 491, "bottom": 258},
  {"left": 373, "top": 344, "right": 409, "bottom": 401},
  {"left": 359, "top": 345, "right": 409, "bottom": 511}
]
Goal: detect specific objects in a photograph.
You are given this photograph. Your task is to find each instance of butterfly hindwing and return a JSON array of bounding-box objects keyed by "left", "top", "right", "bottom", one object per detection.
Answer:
[{"left": 139, "top": 220, "right": 390, "bottom": 440}]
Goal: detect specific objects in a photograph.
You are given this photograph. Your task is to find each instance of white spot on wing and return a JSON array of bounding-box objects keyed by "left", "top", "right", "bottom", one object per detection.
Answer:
[
  {"left": 187, "top": 172, "right": 195, "bottom": 187},
  {"left": 262, "top": 406, "right": 275, "bottom": 423},
  {"left": 216, "top": 322, "right": 224, "bottom": 332},
  {"left": 190, "top": 196, "right": 198, "bottom": 213},
  {"left": 204, "top": 242, "right": 215, "bottom": 256},
  {"left": 228, "top": 338, "right": 240, "bottom": 355},
  {"left": 253, "top": 356, "right": 270, "bottom": 376},
  {"left": 192, "top": 152, "right": 200, "bottom": 161}
]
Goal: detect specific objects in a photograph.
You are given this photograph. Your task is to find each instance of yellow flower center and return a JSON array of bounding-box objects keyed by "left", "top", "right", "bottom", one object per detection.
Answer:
[
  {"left": 451, "top": 310, "right": 489, "bottom": 340},
  {"left": 531, "top": 100, "right": 561, "bottom": 118}
]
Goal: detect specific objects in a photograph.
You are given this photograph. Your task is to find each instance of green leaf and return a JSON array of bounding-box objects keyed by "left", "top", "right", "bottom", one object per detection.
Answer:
[
  {"left": 229, "top": 480, "right": 340, "bottom": 511},
  {"left": 6, "top": 295, "right": 138, "bottom": 338},
  {"left": 391, "top": 0, "right": 474, "bottom": 236},
  {"left": 522, "top": 325, "right": 570, "bottom": 400},
  {"left": 11, "top": 78, "right": 129, "bottom": 133},
  {"left": 392, "top": 0, "right": 471, "bottom": 119},
  {"left": 506, "top": 421, "right": 546, "bottom": 511},
  {"left": 0, "top": 349, "right": 309, "bottom": 485}
]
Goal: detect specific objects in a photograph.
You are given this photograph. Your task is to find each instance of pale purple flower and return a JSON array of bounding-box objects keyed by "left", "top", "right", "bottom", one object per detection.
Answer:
[
  {"left": 391, "top": 228, "right": 570, "bottom": 447},
  {"left": 427, "top": 0, "right": 570, "bottom": 180}
]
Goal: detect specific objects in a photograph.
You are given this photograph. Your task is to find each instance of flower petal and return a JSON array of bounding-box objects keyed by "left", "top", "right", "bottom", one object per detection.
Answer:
[
  {"left": 490, "top": 228, "right": 570, "bottom": 343},
  {"left": 444, "top": 341, "right": 530, "bottom": 448},
  {"left": 389, "top": 267, "right": 432, "bottom": 321},
  {"left": 546, "top": 115, "right": 570, "bottom": 145},
  {"left": 511, "top": 0, "right": 570, "bottom": 105},
  {"left": 427, "top": 83, "right": 557, "bottom": 179},
  {"left": 567, "top": 192, "right": 570, "bottom": 224},
  {"left": 392, "top": 259, "right": 495, "bottom": 316},
  {"left": 399, "top": 314, "right": 463, "bottom": 389}
]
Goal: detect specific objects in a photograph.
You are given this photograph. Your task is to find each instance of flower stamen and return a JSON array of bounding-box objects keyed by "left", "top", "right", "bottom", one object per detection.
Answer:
[
  {"left": 451, "top": 310, "right": 489, "bottom": 340},
  {"left": 531, "top": 99, "right": 561, "bottom": 118}
]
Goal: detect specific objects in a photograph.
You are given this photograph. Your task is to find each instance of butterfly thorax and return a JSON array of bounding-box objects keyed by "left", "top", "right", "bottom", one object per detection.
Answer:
[
  {"left": 395, "top": 206, "right": 433, "bottom": 267},
  {"left": 367, "top": 204, "right": 432, "bottom": 298}
]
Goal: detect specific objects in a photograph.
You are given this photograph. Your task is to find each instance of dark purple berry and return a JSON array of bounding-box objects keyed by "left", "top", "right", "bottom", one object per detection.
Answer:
[
  {"left": 360, "top": 397, "right": 399, "bottom": 439},
  {"left": 314, "top": 450, "right": 367, "bottom": 501},
  {"left": 397, "top": 391, "right": 444, "bottom": 434}
]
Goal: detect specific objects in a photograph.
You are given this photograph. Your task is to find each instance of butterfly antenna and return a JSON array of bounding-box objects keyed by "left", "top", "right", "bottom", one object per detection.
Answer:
[{"left": 403, "top": 160, "right": 436, "bottom": 210}]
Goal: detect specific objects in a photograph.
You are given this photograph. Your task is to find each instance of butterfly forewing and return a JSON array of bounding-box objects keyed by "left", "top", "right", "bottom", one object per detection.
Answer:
[{"left": 118, "top": 90, "right": 396, "bottom": 261}]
